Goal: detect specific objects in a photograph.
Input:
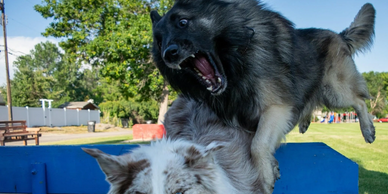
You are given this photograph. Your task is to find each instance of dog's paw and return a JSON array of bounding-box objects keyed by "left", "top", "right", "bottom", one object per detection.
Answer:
[
  {"left": 361, "top": 125, "right": 376, "bottom": 143},
  {"left": 261, "top": 180, "right": 275, "bottom": 194},
  {"left": 274, "top": 165, "right": 281, "bottom": 181},
  {"left": 298, "top": 120, "right": 311, "bottom": 134},
  {"left": 271, "top": 158, "right": 280, "bottom": 180},
  {"left": 256, "top": 156, "right": 280, "bottom": 194}
]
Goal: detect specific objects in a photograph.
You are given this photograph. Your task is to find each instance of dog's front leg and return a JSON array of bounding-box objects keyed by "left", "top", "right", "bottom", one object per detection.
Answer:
[{"left": 251, "top": 105, "right": 294, "bottom": 194}]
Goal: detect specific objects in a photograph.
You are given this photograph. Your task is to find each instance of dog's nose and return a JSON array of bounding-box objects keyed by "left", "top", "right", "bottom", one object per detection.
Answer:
[{"left": 163, "top": 44, "right": 179, "bottom": 62}]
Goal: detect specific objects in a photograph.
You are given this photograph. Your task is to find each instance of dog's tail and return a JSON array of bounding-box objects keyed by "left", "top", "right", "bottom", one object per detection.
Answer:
[{"left": 340, "top": 3, "right": 375, "bottom": 55}]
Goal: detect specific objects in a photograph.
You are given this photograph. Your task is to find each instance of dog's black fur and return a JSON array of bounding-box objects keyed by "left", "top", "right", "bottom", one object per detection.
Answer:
[{"left": 151, "top": 0, "right": 376, "bottom": 193}]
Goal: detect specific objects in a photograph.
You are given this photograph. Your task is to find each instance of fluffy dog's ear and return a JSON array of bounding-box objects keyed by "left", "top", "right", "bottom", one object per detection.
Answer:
[
  {"left": 82, "top": 148, "right": 150, "bottom": 186},
  {"left": 150, "top": 10, "right": 162, "bottom": 24},
  {"left": 82, "top": 148, "right": 123, "bottom": 182},
  {"left": 183, "top": 142, "right": 225, "bottom": 167},
  {"left": 204, "top": 142, "right": 225, "bottom": 154}
]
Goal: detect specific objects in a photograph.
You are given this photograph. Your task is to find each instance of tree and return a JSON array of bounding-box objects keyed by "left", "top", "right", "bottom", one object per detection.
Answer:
[
  {"left": 96, "top": 79, "right": 160, "bottom": 126},
  {"left": 362, "top": 72, "right": 388, "bottom": 117},
  {"left": 35, "top": 0, "right": 175, "bottom": 122},
  {"left": 1, "top": 42, "right": 62, "bottom": 107},
  {"left": 0, "top": 41, "right": 100, "bottom": 108}
]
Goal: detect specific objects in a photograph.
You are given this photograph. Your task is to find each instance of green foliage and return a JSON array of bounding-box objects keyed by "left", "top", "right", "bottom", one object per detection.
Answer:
[
  {"left": 0, "top": 41, "right": 100, "bottom": 108},
  {"left": 362, "top": 72, "right": 388, "bottom": 117},
  {"left": 35, "top": 0, "right": 174, "bottom": 102},
  {"left": 32, "top": 0, "right": 177, "bottom": 124},
  {"left": 99, "top": 98, "right": 159, "bottom": 127}
]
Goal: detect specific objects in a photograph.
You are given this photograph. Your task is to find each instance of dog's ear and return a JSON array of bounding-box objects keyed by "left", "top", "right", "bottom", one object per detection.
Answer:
[
  {"left": 183, "top": 142, "right": 225, "bottom": 167},
  {"left": 204, "top": 142, "right": 225, "bottom": 155},
  {"left": 83, "top": 148, "right": 150, "bottom": 186},
  {"left": 82, "top": 148, "right": 127, "bottom": 183},
  {"left": 150, "top": 10, "right": 162, "bottom": 25}
]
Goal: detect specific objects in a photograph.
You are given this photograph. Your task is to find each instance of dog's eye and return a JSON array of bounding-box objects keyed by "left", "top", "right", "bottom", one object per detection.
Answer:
[{"left": 178, "top": 19, "right": 188, "bottom": 28}]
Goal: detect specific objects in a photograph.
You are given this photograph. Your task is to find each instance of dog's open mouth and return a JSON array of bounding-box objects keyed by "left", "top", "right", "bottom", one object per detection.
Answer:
[{"left": 180, "top": 52, "right": 224, "bottom": 94}]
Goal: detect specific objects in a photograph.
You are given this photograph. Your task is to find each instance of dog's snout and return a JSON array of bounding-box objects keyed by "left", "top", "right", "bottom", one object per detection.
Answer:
[
  {"left": 163, "top": 44, "right": 179, "bottom": 62},
  {"left": 164, "top": 44, "right": 179, "bottom": 56}
]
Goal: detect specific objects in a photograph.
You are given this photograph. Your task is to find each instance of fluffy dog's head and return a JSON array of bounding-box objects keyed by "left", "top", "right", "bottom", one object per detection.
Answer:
[
  {"left": 83, "top": 140, "right": 225, "bottom": 194},
  {"left": 150, "top": 0, "right": 261, "bottom": 97}
]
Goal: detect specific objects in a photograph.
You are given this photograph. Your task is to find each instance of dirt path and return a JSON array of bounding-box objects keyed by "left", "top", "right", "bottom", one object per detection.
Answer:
[{"left": 4, "top": 130, "right": 133, "bottom": 146}]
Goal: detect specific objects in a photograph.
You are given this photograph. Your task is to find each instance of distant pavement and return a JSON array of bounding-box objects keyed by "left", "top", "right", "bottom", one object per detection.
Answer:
[{"left": 4, "top": 130, "right": 133, "bottom": 146}]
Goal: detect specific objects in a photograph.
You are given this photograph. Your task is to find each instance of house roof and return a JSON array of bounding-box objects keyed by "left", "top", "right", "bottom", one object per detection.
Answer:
[
  {"left": 58, "top": 101, "right": 99, "bottom": 109},
  {"left": 0, "top": 93, "right": 5, "bottom": 105}
]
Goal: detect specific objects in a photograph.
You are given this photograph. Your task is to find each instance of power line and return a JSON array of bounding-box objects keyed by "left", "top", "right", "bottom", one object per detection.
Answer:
[
  {"left": 0, "top": 45, "right": 27, "bottom": 55},
  {"left": 0, "top": 50, "right": 20, "bottom": 57},
  {"left": 8, "top": 17, "right": 39, "bottom": 33}
]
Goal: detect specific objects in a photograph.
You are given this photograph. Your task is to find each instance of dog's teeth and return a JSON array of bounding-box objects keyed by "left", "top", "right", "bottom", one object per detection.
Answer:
[
  {"left": 218, "top": 77, "right": 221, "bottom": 83},
  {"left": 198, "top": 73, "right": 203, "bottom": 76},
  {"left": 207, "top": 86, "right": 213, "bottom": 91},
  {"left": 206, "top": 80, "right": 211, "bottom": 84},
  {"left": 190, "top": 54, "right": 195, "bottom": 58},
  {"left": 202, "top": 76, "right": 207, "bottom": 80},
  {"left": 177, "top": 65, "right": 181, "bottom": 70}
]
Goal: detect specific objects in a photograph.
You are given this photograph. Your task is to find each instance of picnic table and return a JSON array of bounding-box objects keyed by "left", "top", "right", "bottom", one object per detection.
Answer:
[{"left": 0, "top": 120, "right": 41, "bottom": 146}]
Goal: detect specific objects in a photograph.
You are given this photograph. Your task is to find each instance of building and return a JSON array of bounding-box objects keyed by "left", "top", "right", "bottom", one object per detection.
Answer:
[{"left": 58, "top": 100, "right": 99, "bottom": 110}]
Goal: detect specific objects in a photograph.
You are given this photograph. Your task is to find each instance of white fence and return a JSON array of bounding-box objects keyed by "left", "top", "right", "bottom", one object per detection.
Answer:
[{"left": 0, "top": 106, "right": 100, "bottom": 127}]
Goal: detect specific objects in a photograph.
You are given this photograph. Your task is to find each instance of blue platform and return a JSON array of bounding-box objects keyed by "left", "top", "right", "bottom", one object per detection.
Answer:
[{"left": 0, "top": 143, "right": 358, "bottom": 194}]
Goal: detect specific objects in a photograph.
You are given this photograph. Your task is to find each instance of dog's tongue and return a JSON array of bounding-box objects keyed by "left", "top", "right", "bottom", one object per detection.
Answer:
[{"left": 195, "top": 55, "right": 214, "bottom": 78}]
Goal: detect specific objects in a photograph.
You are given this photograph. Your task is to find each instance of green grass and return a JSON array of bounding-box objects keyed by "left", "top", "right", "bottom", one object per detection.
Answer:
[
  {"left": 42, "top": 134, "right": 151, "bottom": 145},
  {"left": 42, "top": 135, "right": 133, "bottom": 145},
  {"left": 40, "top": 126, "right": 124, "bottom": 134},
  {"left": 286, "top": 123, "right": 388, "bottom": 194},
  {"left": 43, "top": 122, "right": 387, "bottom": 193}
]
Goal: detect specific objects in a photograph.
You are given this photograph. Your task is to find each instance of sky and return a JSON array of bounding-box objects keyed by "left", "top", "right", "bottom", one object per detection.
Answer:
[{"left": 0, "top": 0, "right": 387, "bottom": 86}]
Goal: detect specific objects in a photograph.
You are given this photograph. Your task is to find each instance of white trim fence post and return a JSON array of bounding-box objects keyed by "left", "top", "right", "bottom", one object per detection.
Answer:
[
  {"left": 64, "top": 108, "right": 67, "bottom": 126},
  {"left": 49, "top": 108, "right": 52, "bottom": 127},
  {"left": 77, "top": 109, "right": 80, "bottom": 126},
  {"left": 88, "top": 109, "right": 90, "bottom": 121},
  {"left": 43, "top": 107, "right": 46, "bottom": 126},
  {"left": 26, "top": 106, "right": 30, "bottom": 127},
  {"left": 40, "top": 99, "right": 46, "bottom": 126},
  {"left": 48, "top": 100, "right": 53, "bottom": 127}
]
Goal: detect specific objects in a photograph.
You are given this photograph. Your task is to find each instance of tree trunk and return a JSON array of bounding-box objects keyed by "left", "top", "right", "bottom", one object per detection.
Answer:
[
  {"left": 370, "top": 90, "right": 381, "bottom": 114},
  {"left": 157, "top": 80, "right": 169, "bottom": 124}
]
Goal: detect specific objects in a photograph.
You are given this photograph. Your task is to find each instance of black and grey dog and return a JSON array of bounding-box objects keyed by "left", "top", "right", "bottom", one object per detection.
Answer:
[{"left": 151, "top": 0, "right": 376, "bottom": 193}]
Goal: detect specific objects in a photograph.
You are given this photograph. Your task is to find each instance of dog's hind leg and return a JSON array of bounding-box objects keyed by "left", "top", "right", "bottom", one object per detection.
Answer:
[
  {"left": 251, "top": 105, "right": 295, "bottom": 194},
  {"left": 322, "top": 53, "right": 375, "bottom": 143},
  {"left": 353, "top": 98, "right": 376, "bottom": 143},
  {"left": 323, "top": 83, "right": 375, "bottom": 143}
]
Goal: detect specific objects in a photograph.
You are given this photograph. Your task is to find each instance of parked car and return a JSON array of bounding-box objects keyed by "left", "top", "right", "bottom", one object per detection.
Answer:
[{"left": 377, "top": 117, "right": 388, "bottom": 123}]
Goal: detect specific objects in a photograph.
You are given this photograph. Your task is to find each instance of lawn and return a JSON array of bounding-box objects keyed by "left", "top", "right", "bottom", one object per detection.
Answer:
[
  {"left": 42, "top": 135, "right": 133, "bottom": 145},
  {"left": 286, "top": 123, "right": 388, "bottom": 194},
  {"left": 44, "top": 122, "right": 387, "bottom": 194},
  {"left": 40, "top": 125, "right": 123, "bottom": 134},
  {"left": 42, "top": 134, "right": 150, "bottom": 145}
]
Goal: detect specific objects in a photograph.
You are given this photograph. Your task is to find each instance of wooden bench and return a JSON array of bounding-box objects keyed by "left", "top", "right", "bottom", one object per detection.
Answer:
[{"left": 0, "top": 120, "right": 41, "bottom": 146}]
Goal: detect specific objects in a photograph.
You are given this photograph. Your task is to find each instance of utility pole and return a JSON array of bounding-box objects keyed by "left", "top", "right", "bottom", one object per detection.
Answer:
[{"left": 0, "top": 0, "right": 13, "bottom": 121}]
